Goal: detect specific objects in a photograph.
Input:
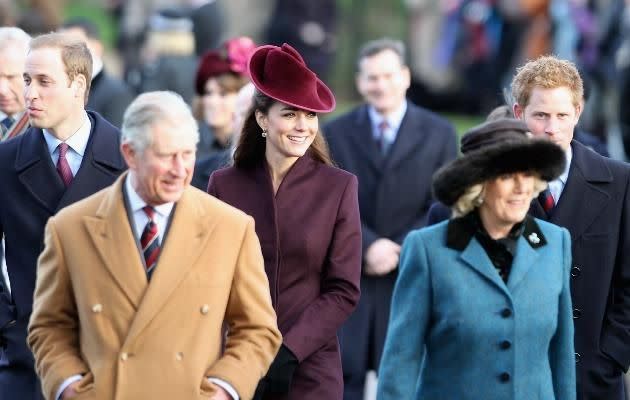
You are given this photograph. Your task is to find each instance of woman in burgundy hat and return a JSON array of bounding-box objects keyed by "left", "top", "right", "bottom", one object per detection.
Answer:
[
  {"left": 193, "top": 36, "right": 255, "bottom": 160},
  {"left": 208, "top": 43, "right": 361, "bottom": 400}
]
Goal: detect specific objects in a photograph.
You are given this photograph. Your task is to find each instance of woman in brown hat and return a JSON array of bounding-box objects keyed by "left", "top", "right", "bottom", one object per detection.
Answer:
[
  {"left": 376, "top": 120, "right": 575, "bottom": 400},
  {"left": 193, "top": 36, "right": 255, "bottom": 160},
  {"left": 207, "top": 44, "right": 361, "bottom": 400}
]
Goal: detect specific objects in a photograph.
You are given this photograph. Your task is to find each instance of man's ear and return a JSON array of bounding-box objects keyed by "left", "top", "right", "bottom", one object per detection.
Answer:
[
  {"left": 120, "top": 142, "right": 137, "bottom": 169},
  {"left": 513, "top": 103, "right": 524, "bottom": 119},
  {"left": 72, "top": 74, "right": 87, "bottom": 100}
]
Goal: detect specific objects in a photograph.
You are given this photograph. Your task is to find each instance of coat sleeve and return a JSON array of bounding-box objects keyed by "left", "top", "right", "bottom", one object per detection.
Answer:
[
  {"left": 282, "top": 175, "right": 362, "bottom": 362},
  {"left": 376, "top": 230, "right": 431, "bottom": 399},
  {"left": 600, "top": 170, "right": 630, "bottom": 372},
  {"left": 27, "top": 217, "right": 90, "bottom": 400},
  {"left": 549, "top": 228, "right": 576, "bottom": 400},
  {"left": 205, "top": 217, "right": 282, "bottom": 400}
]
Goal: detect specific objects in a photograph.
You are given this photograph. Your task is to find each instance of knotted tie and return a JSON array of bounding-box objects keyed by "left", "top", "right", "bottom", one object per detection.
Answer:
[
  {"left": 140, "top": 206, "right": 160, "bottom": 278},
  {"left": 538, "top": 188, "right": 555, "bottom": 214},
  {"left": 56, "top": 143, "right": 73, "bottom": 187},
  {"left": 1, "top": 117, "right": 14, "bottom": 131},
  {"left": 376, "top": 120, "right": 389, "bottom": 153}
]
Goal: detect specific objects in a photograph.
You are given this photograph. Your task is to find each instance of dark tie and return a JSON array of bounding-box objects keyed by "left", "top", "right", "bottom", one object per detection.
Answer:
[
  {"left": 56, "top": 143, "right": 73, "bottom": 187},
  {"left": 376, "top": 120, "right": 389, "bottom": 153},
  {"left": 538, "top": 188, "right": 555, "bottom": 214},
  {"left": 140, "top": 206, "right": 160, "bottom": 278},
  {"left": 1, "top": 117, "right": 14, "bottom": 131}
]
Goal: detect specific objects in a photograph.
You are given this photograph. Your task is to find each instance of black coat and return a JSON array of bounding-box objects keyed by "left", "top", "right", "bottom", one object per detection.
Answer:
[
  {"left": 0, "top": 112, "right": 126, "bottom": 400},
  {"left": 529, "top": 141, "right": 630, "bottom": 400},
  {"left": 87, "top": 69, "right": 135, "bottom": 128}
]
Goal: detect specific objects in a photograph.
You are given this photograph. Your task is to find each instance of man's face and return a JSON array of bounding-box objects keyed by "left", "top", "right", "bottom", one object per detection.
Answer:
[
  {"left": 23, "top": 47, "right": 84, "bottom": 132},
  {"left": 514, "top": 86, "right": 581, "bottom": 151},
  {"left": 123, "top": 122, "right": 197, "bottom": 206},
  {"left": 356, "top": 49, "right": 410, "bottom": 115},
  {"left": 0, "top": 44, "right": 27, "bottom": 116}
]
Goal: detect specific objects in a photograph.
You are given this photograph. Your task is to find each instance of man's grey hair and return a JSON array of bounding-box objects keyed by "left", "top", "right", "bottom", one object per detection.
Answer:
[
  {"left": 356, "top": 38, "right": 406, "bottom": 70},
  {"left": 122, "top": 91, "right": 199, "bottom": 153},
  {"left": 0, "top": 27, "right": 31, "bottom": 52}
]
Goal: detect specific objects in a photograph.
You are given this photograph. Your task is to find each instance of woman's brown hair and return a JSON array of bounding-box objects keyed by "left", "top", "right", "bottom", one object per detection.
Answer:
[{"left": 233, "top": 90, "right": 334, "bottom": 168}]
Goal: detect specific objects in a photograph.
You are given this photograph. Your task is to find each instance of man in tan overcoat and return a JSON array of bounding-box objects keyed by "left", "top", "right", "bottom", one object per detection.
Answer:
[{"left": 27, "top": 91, "right": 281, "bottom": 400}]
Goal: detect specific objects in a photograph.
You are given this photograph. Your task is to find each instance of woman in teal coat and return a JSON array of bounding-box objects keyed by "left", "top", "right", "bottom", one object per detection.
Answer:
[{"left": 377, "top": 119, "right": 576, "bottom": 400}]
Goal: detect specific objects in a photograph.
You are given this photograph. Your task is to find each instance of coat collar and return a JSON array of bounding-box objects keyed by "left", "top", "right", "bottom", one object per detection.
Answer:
[
  {"left": 447, "top": 214, "right": 546, "bottom": 294},
  {"left": 84, "top": 173, "right": 219, "bottom": 342},
  {"left": 530, "top": 140, "right": 612, "bottom": 240},
  {"left": 14, "top": 111, "right": 125, "bottom": 214}
]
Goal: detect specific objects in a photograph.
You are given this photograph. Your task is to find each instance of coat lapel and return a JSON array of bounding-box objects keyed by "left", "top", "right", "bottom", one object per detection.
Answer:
[
  {"left": 84, "top": 173, "right": 148, "bottom": 308},
  {"left": 15, "top": 128, "right": 66, "bottom": 214},
  {"left": 550, "top": 141, "right": 611, "bottom": 240},
  {"left": 459, "top": 239, "right": 509, "bottom": 295},
  {"left": 125, "top": 186, "right": 218, "bottom": 342},
  {"left": 347, "top": 105, "right": 384, "bottom": 172},
  {"left": 383, "top": 106, "right": 425, "bottom": 171},
  {"left": 507, "top": 236, "right": 539, "bottom": 291}
]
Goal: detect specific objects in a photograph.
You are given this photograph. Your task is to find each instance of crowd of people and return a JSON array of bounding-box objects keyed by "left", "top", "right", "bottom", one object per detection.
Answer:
[{"left": 0, "top": 2, "right": 629, "bottom": 400}]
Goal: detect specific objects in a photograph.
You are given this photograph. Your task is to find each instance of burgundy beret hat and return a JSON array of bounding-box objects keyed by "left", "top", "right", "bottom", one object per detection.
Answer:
[
  {"left": 247, "top": 43, "right": 336, "bottom": 113},
  {"left": 195, "top": 36, "right": 256, "bottom": 95}
]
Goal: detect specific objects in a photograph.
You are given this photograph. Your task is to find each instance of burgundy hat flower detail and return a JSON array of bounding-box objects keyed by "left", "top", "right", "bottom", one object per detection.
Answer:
[
  {"left": 247, "top": 43, "right": 336, "bottom": 113},
  {"left": 195, "top": 36, "right": 256, "bottom": 95}
]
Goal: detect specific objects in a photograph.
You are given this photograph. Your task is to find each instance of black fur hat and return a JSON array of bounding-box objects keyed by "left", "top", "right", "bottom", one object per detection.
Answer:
[{"left": 433, "top": 119, "right": 566, "bottom": 207}]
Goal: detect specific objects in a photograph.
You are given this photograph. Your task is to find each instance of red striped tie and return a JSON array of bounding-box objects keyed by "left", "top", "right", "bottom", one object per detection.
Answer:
[
  {"left": 538, "top": 188, "right": 555, "bottom": 214},
  {"left": 56, "top": 143, "right": 73, "bottom": 187},
  {"left": 140, "top": 206, "right": 160, "bottom": 277}
]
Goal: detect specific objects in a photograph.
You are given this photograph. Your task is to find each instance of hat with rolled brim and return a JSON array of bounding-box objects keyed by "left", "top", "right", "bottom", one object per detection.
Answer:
[
  {"left": 247, "top": 43, "right": 336, "bottom": 113},
  {"left": 432, "top": 123, "right": 566, "bottom": 207}
]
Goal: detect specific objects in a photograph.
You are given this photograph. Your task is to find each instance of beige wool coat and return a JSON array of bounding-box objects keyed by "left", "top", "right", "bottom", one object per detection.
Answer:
[{"left": 28, "top": 173, "right": 281, "bottom": 400}]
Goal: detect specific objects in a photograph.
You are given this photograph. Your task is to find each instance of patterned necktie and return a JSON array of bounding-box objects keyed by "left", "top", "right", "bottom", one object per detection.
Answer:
[
  {"left": 376, "top": 120, "right": 389, "bottom": 153},
  {"left": 538, "top": 188, "right": 555, "bottom": 214},
  {"left": 1, "top": 117, "right": 14, "bottom": 131},
  {"left": 56, "top": 143, "right": 73, "bottom": 187},
  {"left": 140, "top": 206, "right": 160, "bottom": 278}
]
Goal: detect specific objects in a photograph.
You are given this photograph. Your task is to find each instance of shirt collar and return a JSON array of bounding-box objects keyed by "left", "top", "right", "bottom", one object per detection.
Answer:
[
  {"left": 368, "top": 100, "right": 408, "bottom": 133},
  {"left": 125, "top": 173, "right": 175, "bottom": 218},
  {"left": 42, "top": 112, "right": 91, "bottom": 156},
  {"left": 559, "top": 146, "right": 572, "bottom": 185}
]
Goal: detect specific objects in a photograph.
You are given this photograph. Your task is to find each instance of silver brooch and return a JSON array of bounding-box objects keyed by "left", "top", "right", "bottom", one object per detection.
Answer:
[{"left": 528, "top": 233, "right": 540, "bottom": 244}]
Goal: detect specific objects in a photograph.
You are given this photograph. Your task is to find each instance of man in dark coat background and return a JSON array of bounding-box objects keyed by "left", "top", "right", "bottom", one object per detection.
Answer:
[
  {"left": 324, "top": 38, "right": 458, "bottom": 400},
  {"left": 512, "top": 55, "right": 630, "bottom": 400},
  {"left": 61, "top": 17, "right": 135, "bottom": 128},
  {"left": 0, "top": 33, "right": 125, "bottom": 400}
]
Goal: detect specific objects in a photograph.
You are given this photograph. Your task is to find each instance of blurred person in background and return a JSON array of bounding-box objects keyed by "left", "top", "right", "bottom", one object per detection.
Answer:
[
  {"left": 60, "top": 17, "right": 135, "bottom": 128},
  {"left": 0, "top": 27, "right": 31, "bottom": 141},
  {"left": 192, "top": 36, "right": 255, "bottom": 160},
  {"left": 208, "top": 43, "right": 361, "bottom": 399},
  {"left": 324, "top": 38, "right": 457, "bottom": 400},
  {"left": 191, "top": 81, "right": 255, "bottom": 190}
]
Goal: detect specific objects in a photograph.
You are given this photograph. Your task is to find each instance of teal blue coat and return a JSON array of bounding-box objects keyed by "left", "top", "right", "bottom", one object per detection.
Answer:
[{"left": 377, "top": 216, "right": 575, "bottom": 400}]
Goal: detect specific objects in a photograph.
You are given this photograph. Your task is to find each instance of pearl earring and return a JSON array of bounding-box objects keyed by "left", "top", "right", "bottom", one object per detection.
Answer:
[{"left": 261, "top": 130, "right": 267, "bottom": 138}]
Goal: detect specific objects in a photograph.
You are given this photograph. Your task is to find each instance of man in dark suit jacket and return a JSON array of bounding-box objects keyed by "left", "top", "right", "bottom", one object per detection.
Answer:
[
  {"left": 512, "top": 55, "right": 630, "bottom": 400},
  {"left": 0, "top": 33, "right": 125, "bottom": 400},
  {"left": 61, "top": 18, "right": 135, "bottom": 128},
  {"left": 324, "top": 38, "right": 457, "bottom": 400}
]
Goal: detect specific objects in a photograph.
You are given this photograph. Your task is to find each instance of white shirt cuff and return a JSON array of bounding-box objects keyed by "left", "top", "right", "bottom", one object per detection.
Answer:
[
  {"left": 208, "top": 378, "right": 239, "bottom": 400},
  {"left": 56, "top": 375, "right": 83, "bottom": 400}
]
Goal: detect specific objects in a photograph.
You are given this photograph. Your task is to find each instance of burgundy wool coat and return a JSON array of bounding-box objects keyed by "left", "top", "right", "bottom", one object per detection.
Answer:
[{"left": 208, "top": 155, "right": 362, "bottom": 399}]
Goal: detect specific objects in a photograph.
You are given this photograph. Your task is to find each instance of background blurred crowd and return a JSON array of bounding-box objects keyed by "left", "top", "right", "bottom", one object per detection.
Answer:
[{"left": 3, "top": 0, "right": 630, "bottom": 161}]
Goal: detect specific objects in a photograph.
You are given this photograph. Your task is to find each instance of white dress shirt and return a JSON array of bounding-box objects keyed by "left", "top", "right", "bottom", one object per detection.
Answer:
[
  {"left": 367, "top": 100, "right": 408, "bottom": 153},
  {"left": 56, "top": 176, "right": 239, "bottom": 400},
  {"left": 548, "top": 146, "right": 573, "bottom": 204}
]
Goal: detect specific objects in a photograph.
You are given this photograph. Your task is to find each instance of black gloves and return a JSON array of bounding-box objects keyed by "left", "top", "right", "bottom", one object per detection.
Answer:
[{"left": 253, "top": 344, "right": 299, "bottom": 398}]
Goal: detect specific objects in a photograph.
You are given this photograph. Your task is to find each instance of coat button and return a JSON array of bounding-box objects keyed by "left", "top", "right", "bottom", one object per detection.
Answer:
[
  {"left": 500, "top": 340, "right": 512, "bottom": 350},
  {"left": 200, "top": 304, "right": 209, "bottom": 315},
  {"left": 571, "top": 266, "right": 581, "bottom": 277},
  {"left": 501, "top": 308, "right": 512, "bottom": 318},
  {"left": 575, "top": 352, "right": 581, "bottom": 363},
  {"left": 175, "top": 352, "right": 184, "bottom": 361},
  {"left": 499, "top": 372, "right": 511, "bottom": 382},
  {"left": 92, "top": 304, "right": 103, "bottom": 313},
  {"left": 573, "top": 308, "right": 582, "bottom": 319},
  {"left": 120, "top": 352, "right": 129, "bottom": 361}
]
